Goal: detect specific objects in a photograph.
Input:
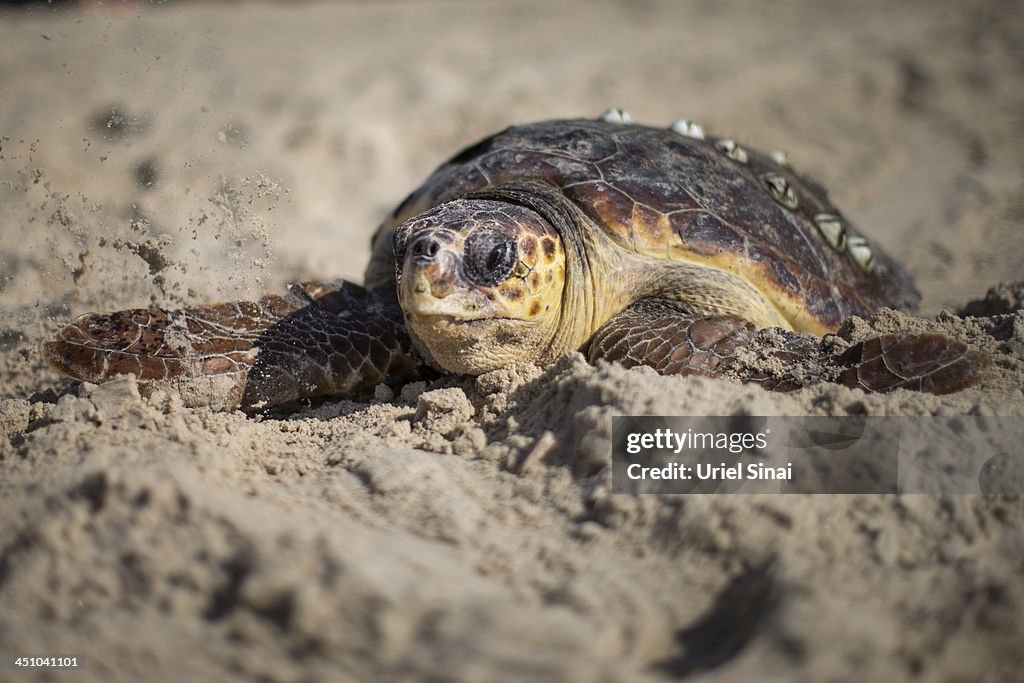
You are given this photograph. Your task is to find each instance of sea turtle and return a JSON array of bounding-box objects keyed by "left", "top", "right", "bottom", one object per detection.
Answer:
[{"left": 42, "top": 111, "right": 987, "bottom": 409}]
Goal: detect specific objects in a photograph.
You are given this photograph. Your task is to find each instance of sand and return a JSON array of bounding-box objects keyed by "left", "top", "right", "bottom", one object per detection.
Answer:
[{"left": 1, "top": 1, "right": 1022, "bottom": 681}]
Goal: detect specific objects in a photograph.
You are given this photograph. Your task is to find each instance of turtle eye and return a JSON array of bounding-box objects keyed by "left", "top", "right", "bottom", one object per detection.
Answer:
[{"left": 463, "top": 231, "right": 517, "bottom": 287}]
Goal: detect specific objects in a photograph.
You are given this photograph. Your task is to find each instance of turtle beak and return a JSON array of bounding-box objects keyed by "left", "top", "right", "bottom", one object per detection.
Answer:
[{"left": 399, "top": 235, "right": 460, "bottom": 306}]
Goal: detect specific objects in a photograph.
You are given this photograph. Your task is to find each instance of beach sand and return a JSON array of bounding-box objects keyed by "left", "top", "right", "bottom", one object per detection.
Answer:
[{"left": 1, "top": 1, "right": 1022, "bottom": 681}]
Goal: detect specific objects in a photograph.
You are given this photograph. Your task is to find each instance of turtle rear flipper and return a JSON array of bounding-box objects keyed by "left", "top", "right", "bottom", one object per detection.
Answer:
[
  {"left": 835, "top": 334, "right": 989, "bottom": 394},
  {"left": 587, "top": 299, "right": 988, "bottom": 395},
  {"left": 42, "top": 281, "right": 422, "bottom": 410}
]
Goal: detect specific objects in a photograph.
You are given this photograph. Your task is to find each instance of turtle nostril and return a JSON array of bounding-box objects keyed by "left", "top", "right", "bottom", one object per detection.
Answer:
[{"left": 411, "top": 237, "right": 441, "bottom": 262}]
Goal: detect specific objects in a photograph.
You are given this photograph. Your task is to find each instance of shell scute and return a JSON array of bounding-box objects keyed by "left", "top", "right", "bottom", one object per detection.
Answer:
[
  {"left": 510, "top": 123, "right": 619, "bottom": 161},
  {"left": 757, "top": 246, "right": 804, "bottom": 301},
  {"left": 562, "top": 181, "right": 638, "bottom": 247},
  {"left": 669, "top": 211, "right": 744, "bottom": 263}
]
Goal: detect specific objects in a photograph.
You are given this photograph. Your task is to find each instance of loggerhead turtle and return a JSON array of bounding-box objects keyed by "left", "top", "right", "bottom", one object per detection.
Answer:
[{"left": 42, "top": 111, "right": 987, "bottom": 409}]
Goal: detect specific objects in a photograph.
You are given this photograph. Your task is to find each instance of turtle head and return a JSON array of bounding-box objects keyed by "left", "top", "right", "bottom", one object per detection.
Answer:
[{"left": 394, "top": 198, "right": 566, "bottom": 374}]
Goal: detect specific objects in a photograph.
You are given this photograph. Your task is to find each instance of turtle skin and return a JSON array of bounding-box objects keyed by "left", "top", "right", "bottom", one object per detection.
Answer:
[{"left": 42, "top": 115, "right": 988, "bottom": 409}]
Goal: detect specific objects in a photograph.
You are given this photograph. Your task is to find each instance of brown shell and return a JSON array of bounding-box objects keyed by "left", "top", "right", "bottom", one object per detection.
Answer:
[{"left": 367, "top": 119, "right": 919, "bottom": 333}]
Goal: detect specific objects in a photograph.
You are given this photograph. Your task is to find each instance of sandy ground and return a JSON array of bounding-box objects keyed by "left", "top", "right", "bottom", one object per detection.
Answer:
[{"left": 1, "top": 1, "right": 1023, "bottom": 681}]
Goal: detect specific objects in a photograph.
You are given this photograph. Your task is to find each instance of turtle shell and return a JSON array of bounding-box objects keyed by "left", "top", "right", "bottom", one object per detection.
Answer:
[{"left": 368, "top": 119, "right": 919, "bottom": 334}]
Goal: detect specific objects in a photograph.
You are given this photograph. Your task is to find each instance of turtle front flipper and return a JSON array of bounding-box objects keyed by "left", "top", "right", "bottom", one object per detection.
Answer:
[
  {"left": 42, "top": 281, "right": 423, "bottom": 410},
  {"left": 587, "top": 299, "right": 757, "bottom": 377},
  {"left": 586, "top": 299, "right": 988, "bottom": 395}
]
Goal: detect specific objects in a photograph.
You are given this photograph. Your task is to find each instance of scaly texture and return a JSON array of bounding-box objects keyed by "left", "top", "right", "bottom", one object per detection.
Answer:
[
  {"left": 587, "top": 299, "right": 989, "bottom": 395},
  {"left": 836, "top": 334, "right": 989, "bottom": 395},
  {"left": 42, "top": 281, "right": 422, "bottom": 409},
  {"left": 587, "top": 299, "right": 757, "bottom": 375}
]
